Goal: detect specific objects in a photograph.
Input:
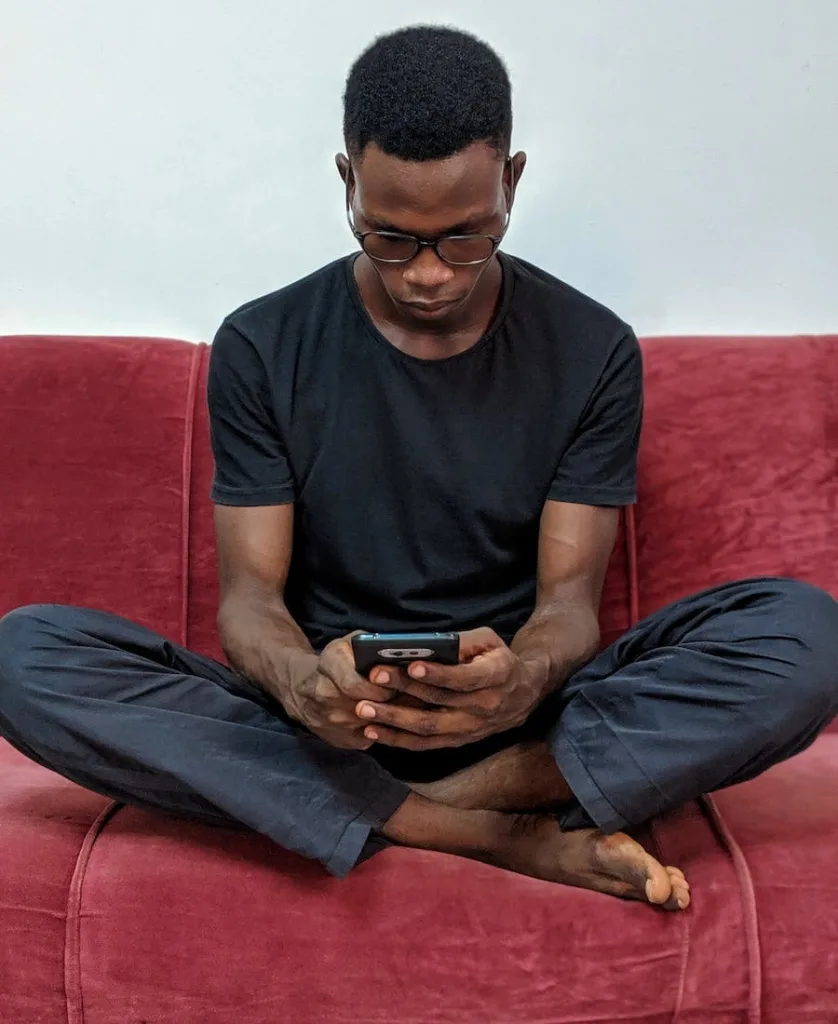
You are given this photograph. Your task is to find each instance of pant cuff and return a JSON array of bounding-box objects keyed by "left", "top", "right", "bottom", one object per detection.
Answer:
[
  {"left": 325, "top": 780, "right": 411, "bottom": 878},
  {"left": 550, "top": 692, "right": 664, "bottom": 834}
]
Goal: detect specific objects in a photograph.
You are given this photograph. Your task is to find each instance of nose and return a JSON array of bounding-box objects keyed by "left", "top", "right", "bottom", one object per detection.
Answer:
[{"left": 401, "top": 246, "right": 456, "bottom": 290}]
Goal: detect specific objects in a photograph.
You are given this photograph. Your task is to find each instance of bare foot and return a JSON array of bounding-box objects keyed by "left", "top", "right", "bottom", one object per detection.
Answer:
[
  {"left": 409, "top": 740, "right": 573, "bottom": 811},
  {"left": 380, "top": 795, "right": 689, "bottom": 910},
  {"left": 493, "top": 813, "right": 690, "bottom": 910}
]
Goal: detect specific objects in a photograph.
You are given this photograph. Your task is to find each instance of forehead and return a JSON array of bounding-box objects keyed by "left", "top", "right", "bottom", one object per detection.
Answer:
[{"left": 353, "top": 142, "right": 504, "bottom": 227}]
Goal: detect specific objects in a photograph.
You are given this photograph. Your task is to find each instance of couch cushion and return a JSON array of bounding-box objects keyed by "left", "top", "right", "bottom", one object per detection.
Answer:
[
  {"left": 69, "top": 802, "right": 749, "bottom": 1024},
  {"left": 0, "top": 741, "right": 110, "bottom": 1024},
  {"left": 7, "top": 733, "right": 838, "bottom": 1023},
  {"left": 0, "top": 336, "right": 202, "bottom": 641},
  {"left": 636, "top": 336, "right": 838, "bottom": 615},
  {"left": 712, "top": 734, "right": 838, "bottom": 1023}
]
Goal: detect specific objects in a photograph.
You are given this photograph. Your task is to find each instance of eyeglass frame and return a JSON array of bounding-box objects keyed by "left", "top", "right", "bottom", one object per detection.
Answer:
[{"left": 345, "top": 159, "right": 516, "bottom": 267}]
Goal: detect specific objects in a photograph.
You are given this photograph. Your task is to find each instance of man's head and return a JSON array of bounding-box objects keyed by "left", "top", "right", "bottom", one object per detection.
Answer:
[{"left": 337, "top": 26, "right": 526, "bottom": 327}]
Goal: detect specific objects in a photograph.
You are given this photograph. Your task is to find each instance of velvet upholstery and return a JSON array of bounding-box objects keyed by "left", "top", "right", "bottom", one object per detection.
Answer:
[{"left": 1, "top": 333, "right": 837, "bottom": 1023}]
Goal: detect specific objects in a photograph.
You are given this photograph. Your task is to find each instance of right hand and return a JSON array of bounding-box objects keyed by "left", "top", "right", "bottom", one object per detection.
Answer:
[{"left": 282, "top": 633, "right": 399, "bottom": 749}]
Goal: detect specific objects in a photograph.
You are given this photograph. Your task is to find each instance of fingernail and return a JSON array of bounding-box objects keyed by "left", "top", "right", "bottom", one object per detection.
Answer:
[
  {"left": 410, "top": 665, "right": 426, "bottom": 679},
  {"left": 365, "top": 728, "right": 379, "bottom": 740},
  {"left": 375, "top": 671, "right": 390, "bottom": 685},
  {"left": 358, "top": 705, "right": 376, "bottom": 719}
]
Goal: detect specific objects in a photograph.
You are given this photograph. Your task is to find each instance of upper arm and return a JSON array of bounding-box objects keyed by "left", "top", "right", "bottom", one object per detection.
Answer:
[
  {"left": 549, "top": 330, "right": 643, "bottom": 507},
  {"left": 214, "top": 503, "right": 295, "bottom": 613},
  {"left": 207, "top": 321, "right": 296, "bottom": 507},
  {"left": 536, "top": 500, "right": 620, "bottom": 613},
  {"left": 207, "top": 320, "right": 298, "bottom": 617}
]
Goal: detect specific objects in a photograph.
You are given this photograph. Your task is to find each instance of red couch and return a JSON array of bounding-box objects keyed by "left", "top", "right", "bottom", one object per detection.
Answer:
[{"left": 1, "top": 333, "right": 837, "bottom": 1023}]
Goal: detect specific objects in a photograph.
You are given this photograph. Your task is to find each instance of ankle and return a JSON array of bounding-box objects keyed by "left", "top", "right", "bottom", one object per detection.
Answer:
[{"left": 380, "top": 792, "right": 509, "bottom": 859}]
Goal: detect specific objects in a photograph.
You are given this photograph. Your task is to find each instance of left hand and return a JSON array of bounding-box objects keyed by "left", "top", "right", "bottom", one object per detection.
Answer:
[{"left": 354, "top": 627, "right": 548, "bottom": 750}]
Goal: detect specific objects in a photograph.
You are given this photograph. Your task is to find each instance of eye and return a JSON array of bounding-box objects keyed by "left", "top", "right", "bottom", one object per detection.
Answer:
[
  {"left": 363, "top": 232, "right": 417, "bottom": 262},
  {"left": 437, "top": 235, "right": 496, "bottom": 264}
]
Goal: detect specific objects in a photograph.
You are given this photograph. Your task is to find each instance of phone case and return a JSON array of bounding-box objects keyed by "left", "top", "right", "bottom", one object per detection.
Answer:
[{"left": 352, "top": 632, "right": 460, "bottom": 675}]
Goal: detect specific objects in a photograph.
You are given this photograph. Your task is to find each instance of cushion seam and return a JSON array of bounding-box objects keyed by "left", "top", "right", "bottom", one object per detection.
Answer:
[
  {"left": 700, "top": 794, "right": 763, "bottom": 1024},
  {"left": 624, "top": 504, "right": 640, "bottom": 626},
  {"left": 64, "top": 801, "right": 124, "bottom": 1024},
  {"left": 180, "top": 342, "right": 204, "bottom": 649}
]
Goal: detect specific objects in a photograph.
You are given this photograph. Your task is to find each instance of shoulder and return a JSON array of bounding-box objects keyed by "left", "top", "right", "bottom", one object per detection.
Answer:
[
  {"left": 219, "top": 257, "right": 350, "bottom": 352},
  {"left": 504, "top": 254, "right": 635, "bottom": 358}
]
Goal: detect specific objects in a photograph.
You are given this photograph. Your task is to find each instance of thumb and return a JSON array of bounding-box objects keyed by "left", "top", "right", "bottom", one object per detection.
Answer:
[{"left": 457, "top": 627, "right": 505, "bottom": 662}]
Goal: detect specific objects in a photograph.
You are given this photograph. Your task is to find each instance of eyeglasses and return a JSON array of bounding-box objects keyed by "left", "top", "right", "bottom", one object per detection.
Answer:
[{"left": 345, "top": 163, "right": 514, "bottom": 267}]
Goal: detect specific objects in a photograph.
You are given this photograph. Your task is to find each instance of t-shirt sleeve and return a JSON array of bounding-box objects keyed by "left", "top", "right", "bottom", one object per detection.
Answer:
[
  {"left": 207, "top": 320, "right": 296, "bottom": 506},
  {"left": 549, "top": 329, "right": 643, "bottom": 507}
]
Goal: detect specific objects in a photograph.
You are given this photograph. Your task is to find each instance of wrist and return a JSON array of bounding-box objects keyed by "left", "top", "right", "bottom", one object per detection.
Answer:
[
  {"left": 517, "top": 652, "right": 553, "bottom": 700},
  {"left": 280, "top": 649, "right": 320, "bottom": 721}
]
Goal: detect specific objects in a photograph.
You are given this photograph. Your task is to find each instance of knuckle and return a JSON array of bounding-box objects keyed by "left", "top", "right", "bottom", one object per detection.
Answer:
[{"left": 480, "top": 692, "right": 503, "bottom": 714}]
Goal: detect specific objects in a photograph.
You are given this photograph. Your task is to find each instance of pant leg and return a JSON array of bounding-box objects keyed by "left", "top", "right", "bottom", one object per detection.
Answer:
[
  {"left": 547, "top": 577, "right": 838, "bottom": 833},
  {"left": 0, "top": 604, "right": 410, "bottom": 877}
]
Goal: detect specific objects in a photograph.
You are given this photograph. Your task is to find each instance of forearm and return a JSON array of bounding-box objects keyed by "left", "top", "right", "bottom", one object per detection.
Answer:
[
  {"left": 510, "top": 596, "right": 600, "bottom": 698},
  {"left": 217, "top": 590, "right": 317, "bottom": 711}
]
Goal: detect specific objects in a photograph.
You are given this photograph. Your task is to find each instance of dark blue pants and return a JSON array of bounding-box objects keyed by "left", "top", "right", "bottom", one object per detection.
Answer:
[{"left": 1, "top": 578, "right": 837, "bottom": 877}]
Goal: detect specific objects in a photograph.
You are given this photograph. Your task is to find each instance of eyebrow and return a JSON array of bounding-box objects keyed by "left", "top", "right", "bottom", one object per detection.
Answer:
[{"left": 363, "top": 214, "right": 493, "bottom": 237}]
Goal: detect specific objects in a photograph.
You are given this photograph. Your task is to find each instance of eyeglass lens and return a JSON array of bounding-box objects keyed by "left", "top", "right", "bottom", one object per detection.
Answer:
[{"left": 363, "top": 233, "right": 496, "bottom": 265}]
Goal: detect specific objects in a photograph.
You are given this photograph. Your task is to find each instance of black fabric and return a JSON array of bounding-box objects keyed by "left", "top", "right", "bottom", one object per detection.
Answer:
[
  {"left": 1, "top": 580, "right": 836, "bottom": 876},
  {"left": 208, "top": 253, "right": 643, "bottom": 651}
]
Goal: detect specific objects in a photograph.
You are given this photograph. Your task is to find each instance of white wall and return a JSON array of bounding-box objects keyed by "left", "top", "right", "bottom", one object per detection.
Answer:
[{"left": 1, "top": 0, "right": 836, "bottom": 341}]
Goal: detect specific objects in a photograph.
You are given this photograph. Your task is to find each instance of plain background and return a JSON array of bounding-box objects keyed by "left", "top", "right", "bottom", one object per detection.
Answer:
[{"left": 1, "top": 0, "right": 836, "bottom": 342}]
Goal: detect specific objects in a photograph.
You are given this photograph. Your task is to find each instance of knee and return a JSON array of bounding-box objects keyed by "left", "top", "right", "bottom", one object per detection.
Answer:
[
  {"left": 764, "top": 578, "right": 838, "bottom": 716},
  {"left": 0, "top": 603, "right": 71, "bottom": 690},
  {"left": 767, "top": 578, "right": 838, "bottom": 642}
]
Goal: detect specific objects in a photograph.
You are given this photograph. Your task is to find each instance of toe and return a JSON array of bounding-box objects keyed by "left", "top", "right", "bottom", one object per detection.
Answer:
[
  {"left": 643, "top": 857, "right": 675, "bottom": 906},
  {"left": 662, "top": 869, "right": 691, "bottom": 911}
]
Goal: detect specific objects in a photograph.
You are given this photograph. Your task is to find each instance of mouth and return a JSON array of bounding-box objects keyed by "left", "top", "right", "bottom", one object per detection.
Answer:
[{"left": 402, "top": 299, "right": 460, "bottom": 319}]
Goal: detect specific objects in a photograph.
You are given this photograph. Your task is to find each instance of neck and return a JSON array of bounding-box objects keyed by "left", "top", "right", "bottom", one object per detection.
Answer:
[{"left": 354, "top": 256, "right": 504, "bottom": 360}]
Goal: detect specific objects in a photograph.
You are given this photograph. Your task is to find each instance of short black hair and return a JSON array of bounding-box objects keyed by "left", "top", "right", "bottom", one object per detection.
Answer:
[{"left": 343, "top": 25, "right": 512, "bottom": 162}]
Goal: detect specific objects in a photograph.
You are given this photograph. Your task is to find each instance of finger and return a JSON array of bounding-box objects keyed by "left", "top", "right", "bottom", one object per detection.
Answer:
[
  {"left": 391, "top": 677, "right": 480, "bottom": 707},
  {"left": 322, "top": 662, "right": 397, "bottom": 702},
  {"left": 361, "top": 723, "right": 479, "bottom": 751},
  {"left": 456, "top": 627, "right": 505, "bottom": 661},
  {"left": 355, "top": 700, "right": 480, "bottom": 738},
  {"left": 407, "top": 648, "right": 513, "bottom": 692},
  {"left": 368, "top": 665, "right": 411, "bottom": 693}
]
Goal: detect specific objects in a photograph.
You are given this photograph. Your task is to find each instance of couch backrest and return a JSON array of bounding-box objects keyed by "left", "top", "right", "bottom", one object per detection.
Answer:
[
  {"left": 0, "top": 336, "right": 203, "bottom": 644},
  {"left": 636, "top": 335, "right": 838, "bottom": 616},
  {"left": 3, "top": 334, "right": 836, "bottom": 662}
]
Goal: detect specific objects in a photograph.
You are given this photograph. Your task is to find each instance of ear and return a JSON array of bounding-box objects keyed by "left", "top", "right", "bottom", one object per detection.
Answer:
[
  {"left": 335, "top": 153, "right": 352, "bottom": 185},
  {"left": 505, "top": 151, "right": 527, "bottom": 210}
]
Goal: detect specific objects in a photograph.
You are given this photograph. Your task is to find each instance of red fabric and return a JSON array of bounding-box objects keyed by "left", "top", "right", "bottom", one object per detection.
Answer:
[
  {"left": 1, "top": 333, "right": 838, "bottom": 1023},
  {"left": 186, "top": 344, "right": 225, "bottom": 662},
  {"left": 0, "top": 742, "right": 109, "bottom": 1024},
  {"left": 0, "top": 336, "right": 199, "bottom": 640},
  {"left": 637, "top": 336, "right": 838, "bottom": 613}
]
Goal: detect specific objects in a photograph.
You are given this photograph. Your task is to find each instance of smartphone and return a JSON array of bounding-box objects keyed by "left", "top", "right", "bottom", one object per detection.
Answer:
[{"left": 352, "top": 632, "right": 460, "bottom": 675}]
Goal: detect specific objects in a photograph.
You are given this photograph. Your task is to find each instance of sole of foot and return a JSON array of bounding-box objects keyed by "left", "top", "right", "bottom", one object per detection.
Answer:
[{"left": 495, "top": 814, "right": 690, "bottom": 911}]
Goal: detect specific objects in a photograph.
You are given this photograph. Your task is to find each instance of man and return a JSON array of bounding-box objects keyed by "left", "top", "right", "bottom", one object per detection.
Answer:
[{"left": 1, "top": 26, "right": 837, "bottom": 912}]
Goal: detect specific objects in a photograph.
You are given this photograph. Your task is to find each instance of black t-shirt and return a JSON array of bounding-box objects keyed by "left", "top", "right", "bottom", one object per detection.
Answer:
[{"left": 208, "top": 253, "right": 642, "bottom": 651}]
